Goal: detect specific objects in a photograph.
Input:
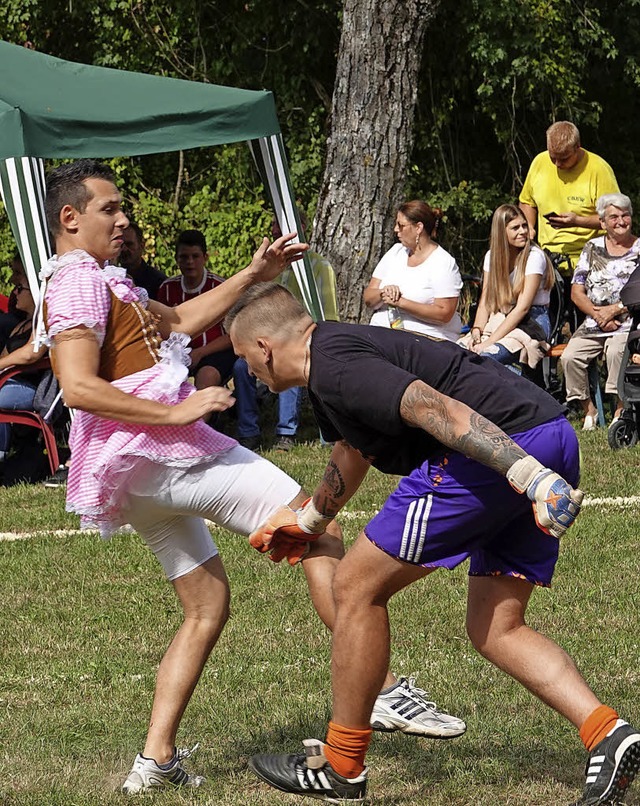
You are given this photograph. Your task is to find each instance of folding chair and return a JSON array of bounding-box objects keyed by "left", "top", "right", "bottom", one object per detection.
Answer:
[{"left": 0, "top": 358, "right": 60, "bottom": 475}]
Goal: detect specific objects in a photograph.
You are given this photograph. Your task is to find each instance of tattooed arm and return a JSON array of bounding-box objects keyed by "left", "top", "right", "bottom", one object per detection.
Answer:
[
  {"left": 399, "top": 379, "right": 527, "bottom": 475},
  {"left": 253, "top": 440, "right": 371, "bottom": 543},
  {"left": 399, "top": 378, "right": 583, "bottom": 538},
  {"left": 311, "top": 440, "right": 372, "bottom": 518}
]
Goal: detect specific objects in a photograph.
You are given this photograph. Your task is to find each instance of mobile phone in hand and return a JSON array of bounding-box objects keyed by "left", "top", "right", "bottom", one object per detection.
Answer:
[{"left": 543, "top": 212, "right": 558, "bottom": 220}]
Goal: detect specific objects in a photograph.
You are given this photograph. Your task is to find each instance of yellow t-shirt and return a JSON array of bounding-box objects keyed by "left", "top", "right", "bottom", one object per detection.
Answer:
[{"left": 519, "top": 149, "right": 619, "bottom": 260}]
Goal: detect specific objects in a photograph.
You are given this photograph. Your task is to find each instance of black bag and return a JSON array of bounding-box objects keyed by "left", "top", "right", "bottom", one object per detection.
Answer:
[
  {"left": 1, "top": 431, "right": 50, "bottom": 485},
  {"left": 517, "top": 312, "right": 548, "bottom": 342},
  {"left": 32, "top": 370, "right": 64, "bottom": 423}
]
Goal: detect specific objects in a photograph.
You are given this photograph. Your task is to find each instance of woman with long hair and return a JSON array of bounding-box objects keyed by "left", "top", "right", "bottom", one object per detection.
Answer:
[
  {"left": 363, "top": 200, "right": 462, "bottom": 340},
  {"left": 470, "top": 204, "right": 553, "bottom": 369}
]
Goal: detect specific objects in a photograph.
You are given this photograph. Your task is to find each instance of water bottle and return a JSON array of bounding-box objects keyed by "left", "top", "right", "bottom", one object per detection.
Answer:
[{"left": 388, "top": 306, "right": 404, "bottom": 330}]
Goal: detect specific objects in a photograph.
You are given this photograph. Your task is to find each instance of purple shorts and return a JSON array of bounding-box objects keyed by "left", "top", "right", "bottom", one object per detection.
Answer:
[{"left": 364, "top": 416, "right": 580, "bottom": 587}]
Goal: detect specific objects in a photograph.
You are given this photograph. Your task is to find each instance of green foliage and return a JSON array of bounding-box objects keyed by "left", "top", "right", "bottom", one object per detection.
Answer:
[
  {"left": 0, "top": 0, "right": 336, "bottom": 283},
  {"left": 112, "top": 145, "right": 274, "bottom": 277},
  {"left": 466, "top": 0, "right": 616, "bottom": 142},
  {"left": 0, "top": 204, "right": 16, "bottom": 290},
  {"left": 3, "top": 0, "right": 640, "bottom": 287}
]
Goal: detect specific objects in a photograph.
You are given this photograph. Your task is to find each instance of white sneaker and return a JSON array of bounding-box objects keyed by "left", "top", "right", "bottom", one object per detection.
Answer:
[
  {"left": 371, "top": 677, "right": 466, "bottom": 738},
  {"left": 122, "top": 743, "right": 205, "bottom": 794}
]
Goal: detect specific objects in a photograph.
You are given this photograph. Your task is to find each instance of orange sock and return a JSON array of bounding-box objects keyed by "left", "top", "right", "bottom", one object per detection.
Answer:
[
  {"left": 323, "top": 721, "right": 372, "bottom": 779},
  {"left": 580, "top": 705, "right": 619, "bottom": 751}
]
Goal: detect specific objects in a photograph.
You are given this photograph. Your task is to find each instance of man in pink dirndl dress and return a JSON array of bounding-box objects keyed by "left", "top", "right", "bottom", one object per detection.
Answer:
[{"left": 35, "top": 159, "right": 348, "bottom": 793}]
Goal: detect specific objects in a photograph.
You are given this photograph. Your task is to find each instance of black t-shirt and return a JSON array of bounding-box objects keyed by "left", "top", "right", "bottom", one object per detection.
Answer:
[{"left": 308, "top": 322, "right": 565, "bottom": 475}]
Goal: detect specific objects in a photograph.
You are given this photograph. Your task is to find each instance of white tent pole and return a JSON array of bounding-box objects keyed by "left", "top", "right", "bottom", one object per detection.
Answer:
[
  {"left": 0, "top": 156, "right": 52, "bottom": 301},
  {"left": 249, "top": 135, "right": 324, "bottom": 321}
]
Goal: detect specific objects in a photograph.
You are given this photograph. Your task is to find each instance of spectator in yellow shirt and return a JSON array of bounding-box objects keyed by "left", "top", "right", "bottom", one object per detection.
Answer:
[{"left": 519, "top": 121, "right": 619, "bottom": 267}]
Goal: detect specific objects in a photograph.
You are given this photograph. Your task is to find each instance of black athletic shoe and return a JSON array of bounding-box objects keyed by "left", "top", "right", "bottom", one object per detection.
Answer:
[
  {"left": 43, "top": 465, "right": 68, "bottom": 488},
  {"left": 249, "top": 738, "right": 367, "bottom": 802},
  {"left": 273, "top": 435, "right": 295, "bottom": 452},
  {"left": 572, "top": 720, "right": 640, "bottom": 804}
]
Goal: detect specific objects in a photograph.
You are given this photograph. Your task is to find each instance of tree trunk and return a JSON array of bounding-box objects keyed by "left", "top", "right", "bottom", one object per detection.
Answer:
[{"left": 312, "top": 0, "right": 439, "bottom": 322}]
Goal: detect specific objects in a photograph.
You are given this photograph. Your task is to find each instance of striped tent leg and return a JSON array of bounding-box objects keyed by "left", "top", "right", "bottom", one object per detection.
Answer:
[
  {"left": 249, "top": 134, "right": 324, "bottom": 321},
  {"left": 0, "top": 157, "right": 52, "bottom": 302}
]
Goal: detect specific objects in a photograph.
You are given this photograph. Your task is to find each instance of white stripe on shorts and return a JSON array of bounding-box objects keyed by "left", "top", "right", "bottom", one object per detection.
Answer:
[{"left": 399, "top": 495, "right": 432, "bottom": 563}]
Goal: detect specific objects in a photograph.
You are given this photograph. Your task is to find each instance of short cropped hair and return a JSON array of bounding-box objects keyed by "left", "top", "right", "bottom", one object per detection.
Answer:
[
  {"left": 176, "top": 229, "right": 207, "bottom": 254},
  {"left": 225, "top": 282, "right": 309, "bottom": 337},
  {"left": 596, "top": 193, "right": 633, "bottom": 219},
  {"left": 546, "top": 121, "right": 580, "bottom": 153},
  {"left": 45, "top": 159, "right": 115, "bottom": 236}
]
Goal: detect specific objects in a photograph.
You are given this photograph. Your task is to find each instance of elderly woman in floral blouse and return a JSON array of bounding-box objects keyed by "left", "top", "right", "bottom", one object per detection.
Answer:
[{"left": 561, "top": 193, "right": 639, "bottom": 429}]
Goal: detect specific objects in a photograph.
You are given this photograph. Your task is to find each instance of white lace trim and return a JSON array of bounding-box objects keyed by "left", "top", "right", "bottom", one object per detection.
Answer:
[
  {"left": 135, "top": 286, "right": 150, "bottom": 307},
  {"left": 146, "top": 332, "right": 191, "bottom": 399},
  {"left": 47, "top": 319, "right": 105, "bottom": 346},
  {"left": 33, "top": 252, "right": 95, "bottom": 349}
]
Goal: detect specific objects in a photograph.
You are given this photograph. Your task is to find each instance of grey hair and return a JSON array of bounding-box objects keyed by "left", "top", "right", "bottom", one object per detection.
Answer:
[{"left": 596, "top": 193, "right": 633, "bottom": 219}]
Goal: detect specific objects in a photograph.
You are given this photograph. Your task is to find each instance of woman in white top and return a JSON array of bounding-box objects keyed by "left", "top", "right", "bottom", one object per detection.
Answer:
[
  {"left": 363, "top": 200, "right": 462, "bottom": 341},
  {"left": 470, "top": 203, "right": 553, "bottom": 368}
]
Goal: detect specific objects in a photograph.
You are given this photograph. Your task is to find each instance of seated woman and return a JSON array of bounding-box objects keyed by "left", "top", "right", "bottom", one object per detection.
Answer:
[
  {"left": 466, "top": 204, "right": 553, "bottom": 372},
  {"left": 0, "top": 254, "right": 28, "bottom": 351},
  {"left": 561, "top": 192, "right": 639, "bottom": 430},
  {"left": 363, "top": 200, "right": 462, "bottom": 341},
  {"left": 0, "top": 280, "right": 47, "bottom": 460}
]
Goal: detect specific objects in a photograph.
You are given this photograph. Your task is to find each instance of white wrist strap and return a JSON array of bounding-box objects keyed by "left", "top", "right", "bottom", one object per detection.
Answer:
[
  {"left": 506, "top": 455, "right": 545, "bottom": 494},
  {"left": 297, "top": 498, "right": 334, "bottom": 534}
]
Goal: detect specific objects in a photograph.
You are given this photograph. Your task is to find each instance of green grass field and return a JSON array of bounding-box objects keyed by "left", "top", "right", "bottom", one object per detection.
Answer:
[{"left": 0, "top": 429, "right": 639, "bottom": 805}]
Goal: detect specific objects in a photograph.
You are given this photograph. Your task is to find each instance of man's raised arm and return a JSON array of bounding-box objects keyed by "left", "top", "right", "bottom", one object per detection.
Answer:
[{"left": 150, "top": 234, "right": 308, "bottom": 339}]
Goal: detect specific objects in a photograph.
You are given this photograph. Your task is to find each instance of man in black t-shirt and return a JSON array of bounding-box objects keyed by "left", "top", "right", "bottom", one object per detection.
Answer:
[{"left": 226, "top": 283, "right": 640, "bottom": 806}]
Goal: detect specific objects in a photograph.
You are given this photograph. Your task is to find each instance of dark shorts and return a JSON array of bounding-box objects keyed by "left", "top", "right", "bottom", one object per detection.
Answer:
[
  {"left": 192, "top": 348, "right": 236, "bottom": 383},
  {"left": 364, "top": 416, "right": 580, "bottom": 587}
]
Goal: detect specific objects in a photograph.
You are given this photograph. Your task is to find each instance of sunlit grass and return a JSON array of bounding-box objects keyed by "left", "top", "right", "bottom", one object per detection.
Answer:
[{"left": 0, "top": 427, "right": 638, "bottom": 804}]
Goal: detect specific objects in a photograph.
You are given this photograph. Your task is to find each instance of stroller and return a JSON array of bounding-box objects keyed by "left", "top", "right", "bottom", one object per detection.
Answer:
[{"left": 607, "top": 264, "right": 640, "bottom": 449}]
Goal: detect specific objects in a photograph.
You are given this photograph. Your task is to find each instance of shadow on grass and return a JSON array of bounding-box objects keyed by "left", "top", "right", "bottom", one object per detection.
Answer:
[{"left": 219, "top": 713, "right": 589, "bottom": 805}]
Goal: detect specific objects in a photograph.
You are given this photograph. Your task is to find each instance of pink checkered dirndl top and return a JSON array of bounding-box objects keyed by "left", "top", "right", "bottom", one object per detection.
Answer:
[{"left": 40, "top": 250, "right": 236, "bottom": 537}]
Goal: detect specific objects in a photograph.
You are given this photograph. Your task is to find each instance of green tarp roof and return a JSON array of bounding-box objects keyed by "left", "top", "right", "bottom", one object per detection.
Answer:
[{"left": 0, "top": 39, "right": 281, "bottom": 159}]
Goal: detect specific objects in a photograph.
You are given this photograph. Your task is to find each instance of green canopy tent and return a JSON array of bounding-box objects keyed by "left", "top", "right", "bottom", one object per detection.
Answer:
[{"left": 0, "top": 39, "right": 324, "bottom": 318}]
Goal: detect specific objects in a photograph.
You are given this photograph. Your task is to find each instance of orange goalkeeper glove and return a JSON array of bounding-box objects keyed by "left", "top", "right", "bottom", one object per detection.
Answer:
[
  {"left": 248, "top": 500, "right": 329, "bottom": 565},
  {"left": 266, "top": 534, "right": 311, "bottom": 565}
]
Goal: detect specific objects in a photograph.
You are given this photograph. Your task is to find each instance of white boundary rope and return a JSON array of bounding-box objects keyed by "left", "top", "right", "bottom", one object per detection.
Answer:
[{"left": 0, "top": 495, "right": 638, "bottom": 542}]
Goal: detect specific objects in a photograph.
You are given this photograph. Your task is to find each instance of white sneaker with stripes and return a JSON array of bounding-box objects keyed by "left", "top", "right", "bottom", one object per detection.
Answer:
[
  {"left": 122, "top": 743, "right": 205, "bottom": 794},
  {"left": 371, "top": 677, "right": 466, "bottom": 738}
]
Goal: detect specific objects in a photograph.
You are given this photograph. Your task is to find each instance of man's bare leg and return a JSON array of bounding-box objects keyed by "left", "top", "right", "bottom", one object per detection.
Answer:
[
  {"left": 290, "top": 494, "right": 398, "bottom": 690},
  {"left": 329, "top": 533, "right": 432, "bottom": 728},
  {"left": 466, "top": 574, "right": 601, "bottom": 727},
  {"left": 142, "top": 555, "right": 230, "bottom": 763}
]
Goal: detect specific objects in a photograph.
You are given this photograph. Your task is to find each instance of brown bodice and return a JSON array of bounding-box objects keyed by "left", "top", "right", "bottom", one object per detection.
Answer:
[{"left": 48, "top": 289, "right": 163, "bottom": 382}]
